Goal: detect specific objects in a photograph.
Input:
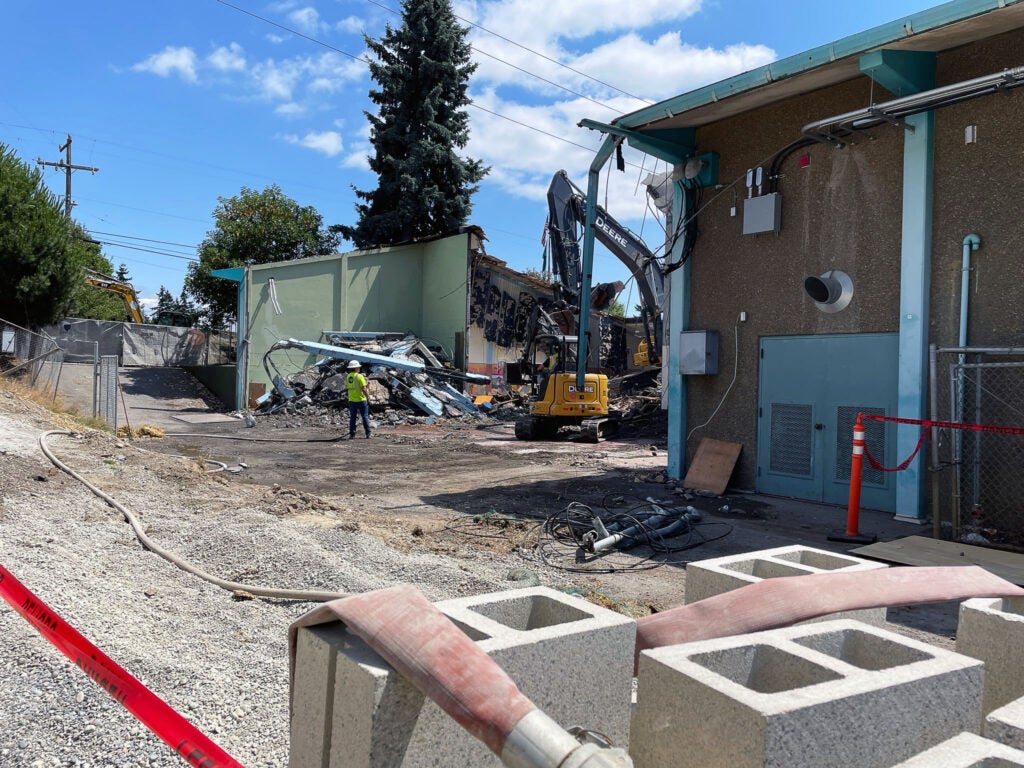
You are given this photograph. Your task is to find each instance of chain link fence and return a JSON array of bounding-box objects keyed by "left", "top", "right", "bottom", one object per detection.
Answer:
[
  {"left": 0, "top": 319, "right": 66, "bottom": 399},
  {"left": 930, "top": 346, "right": 1024, "bottom": 549}
]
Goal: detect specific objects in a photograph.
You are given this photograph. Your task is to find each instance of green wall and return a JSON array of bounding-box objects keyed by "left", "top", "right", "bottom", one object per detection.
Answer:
[
  {"left": 240, "top": 234, "right": 470, "bottom": 399},
  {"left": 420, "top": 236, "right": 471, "bottom": 359}
]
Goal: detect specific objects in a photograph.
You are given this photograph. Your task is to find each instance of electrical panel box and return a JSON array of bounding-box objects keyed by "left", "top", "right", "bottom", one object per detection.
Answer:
[
  {"left": 743, "top": 192, "right": 782, "bottom": 235},
  {"left": 679, "top": 330, "right": 719, "bottom": 375}
]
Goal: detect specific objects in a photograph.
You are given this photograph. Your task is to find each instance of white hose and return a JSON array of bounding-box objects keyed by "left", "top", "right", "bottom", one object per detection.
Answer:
[
  {"left": 686, "top": 317, "right": 740, "bottom": 443},
  {"left": 40, "top": 430, "right": 348, "bottom": 603}
]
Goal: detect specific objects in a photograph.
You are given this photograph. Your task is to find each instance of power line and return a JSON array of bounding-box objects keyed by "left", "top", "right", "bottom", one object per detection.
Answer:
[
  {"left": 36, "top": 134, "right": 99, "bottom": 218},
  {"left": 96, "top": 240, "right": 199, "bottom": 262},
  {"left": 89, "top": 230, "right": 198, "bottom": 250},
  {"left": 215, "top": 0, "right": 623, "bottom": 143},
  {"left": 361, "top": 0, "right": 650, "bottom": 104}
]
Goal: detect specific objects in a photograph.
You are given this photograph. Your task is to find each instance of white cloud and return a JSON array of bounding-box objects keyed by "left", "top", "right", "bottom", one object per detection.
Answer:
[
  {"left": 335, "top": 15, "right": 365, "bottom": 35},
  {"left": 207, "top": 43, "right": 247, "bottom": 72},
  {"left": 132, "top": 46, "right": 198, "bottom": 83},
  {"left": 288, "top": 7, "right": 325, "bottom": 35},
  {"left": 470, "top": 0, "right": 702, "bottom": 46},
  {"left": 285, "top": 130, "right": 345, "bottom": 156},
  {"left": 276, "top": 101, "right": 307, "bottom": 117}
]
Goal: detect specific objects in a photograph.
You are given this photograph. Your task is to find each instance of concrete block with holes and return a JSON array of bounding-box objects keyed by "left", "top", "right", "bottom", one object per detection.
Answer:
[
  {"left": 288, "top": 586, "right": 635, "bottom": 768},
  {"left": 958, "top": 596, "right": 1024, "bottom": 716},
  {"left": 892, "top": 732, "right": 1024, "bottom": 766},
  {"left": 683, "top": 545, "right": 888, "bottom": 625},
  {"left": 986, "top": 697, "right": 1024, "bottom": 750},
  {"left": 629, "top": 619, "right": 983, "bottom": 768}
]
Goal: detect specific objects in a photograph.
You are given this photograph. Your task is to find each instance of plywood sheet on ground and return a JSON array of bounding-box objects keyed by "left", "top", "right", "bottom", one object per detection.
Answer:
[
  {"left": 851, "top": 535, "right": 1024, "bottom": 586},
  {"left": 682, "top": 438, "right": 742, "bottom": 496}
]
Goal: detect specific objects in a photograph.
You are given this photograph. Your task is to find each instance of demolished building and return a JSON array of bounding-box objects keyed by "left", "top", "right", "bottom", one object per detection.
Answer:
[{"left": 213, "top": 227, "right": 645, "bottom": 410}]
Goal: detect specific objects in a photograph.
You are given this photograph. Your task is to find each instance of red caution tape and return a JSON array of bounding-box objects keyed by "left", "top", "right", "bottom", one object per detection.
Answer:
[
  {"left": 859, "top": 412, "right": 1024, "bottom": 436},
  {"left": 0, "top": 564, "right": 246, "bottom": 768},
  {"left": 854, "top": 412, "right": 1024, "bottom": 472}
]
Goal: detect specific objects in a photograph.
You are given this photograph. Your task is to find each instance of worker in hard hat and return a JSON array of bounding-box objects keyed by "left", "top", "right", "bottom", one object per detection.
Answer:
[{"left": 345, "top": 360, "right": 372, "bottom": 439}]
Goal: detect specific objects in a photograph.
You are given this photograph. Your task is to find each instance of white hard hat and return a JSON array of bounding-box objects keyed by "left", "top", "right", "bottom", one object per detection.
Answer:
[{"left": 346, "top": 360, "right": 361, "bottom": 369}]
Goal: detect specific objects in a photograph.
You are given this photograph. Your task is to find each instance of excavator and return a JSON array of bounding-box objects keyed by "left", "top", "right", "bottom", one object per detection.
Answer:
[
  {"left": 545, "top": 169, "right": 665, "bottom": 367},
  {"left": 508, "top": 171, "right": 666, "bottom": 441},
  {"left": 84, "top": 269, "right": 144, "bottom": 324}
]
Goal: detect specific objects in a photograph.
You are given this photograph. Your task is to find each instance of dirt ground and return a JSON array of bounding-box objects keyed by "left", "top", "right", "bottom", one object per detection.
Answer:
[{"left": 41, "top": 364, "right": 960, "bottom": 635}]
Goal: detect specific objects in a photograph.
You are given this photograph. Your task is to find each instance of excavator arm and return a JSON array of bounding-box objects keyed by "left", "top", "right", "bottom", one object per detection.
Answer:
[
  {"left": 84, "top": 269, "right": 145, "bottom": 324},
  {"left": 546, "top": 170, "right": 664, "bottom": 364}
]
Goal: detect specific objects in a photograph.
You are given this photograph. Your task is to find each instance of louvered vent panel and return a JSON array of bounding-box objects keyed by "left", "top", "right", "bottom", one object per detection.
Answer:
[
  {"left": 769, "top": 404, "right": 812, "bottom": 476},
  {"left": 836, "top": 406, "right": 886, "bottom": 486}
]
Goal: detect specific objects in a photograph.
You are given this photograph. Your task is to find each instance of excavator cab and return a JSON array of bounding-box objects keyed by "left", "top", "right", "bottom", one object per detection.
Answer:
[{"left": 513, "top": 332, "right": 613, "bottom": 441}]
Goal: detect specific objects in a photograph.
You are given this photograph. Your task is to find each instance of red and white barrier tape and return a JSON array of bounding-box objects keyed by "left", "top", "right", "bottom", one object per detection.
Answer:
[
  {"left": 0, "top": 564, "right": 246, "bottom": 768},
  {"left": 859, "top": 413, "right": 1024, "bottom": 436},
  {"left": 856, "top": 413, "right": 1024, "bottom": 473}
]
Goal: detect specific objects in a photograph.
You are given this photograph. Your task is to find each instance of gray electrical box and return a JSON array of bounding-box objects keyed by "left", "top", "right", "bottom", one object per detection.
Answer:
[
  {"left": 679, "top": 330, "right": 719, "bottom": 375},
  {"left": 743, "top": 192, "right": 782, "bottom": 235}
]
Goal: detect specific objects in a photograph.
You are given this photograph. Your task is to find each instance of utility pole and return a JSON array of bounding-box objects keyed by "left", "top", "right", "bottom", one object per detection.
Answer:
[{"left": 37, "top": 134, "right": 99, "bottom": 218}]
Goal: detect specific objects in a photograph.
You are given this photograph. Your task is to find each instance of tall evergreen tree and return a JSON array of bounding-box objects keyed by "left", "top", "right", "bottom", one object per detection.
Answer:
[{"left": 341, "top": 0, "right": 487, "bottom": 248}]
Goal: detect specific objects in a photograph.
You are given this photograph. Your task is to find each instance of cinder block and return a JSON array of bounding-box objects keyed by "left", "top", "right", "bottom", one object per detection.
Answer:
[
  {"left": 629, "top": 619, "right": 983, "bottom": 768},
  {"left": 289, "top": 587, "right": 636, "bottom": 768},
  {"left": 684, "top": 545, "right": 888, "bottom": 626},
  {"left": 987, "top": 697, "right": 1024, "bottom": 750},
  {"left": 290, "top": 623, "right": 351, "bottom": 768},
  {"left": 958, "top": 596, "right": 1024, "bottom": 716},
  {"left": 892, "top": 732, "right": 1024, "bottom": 766}
]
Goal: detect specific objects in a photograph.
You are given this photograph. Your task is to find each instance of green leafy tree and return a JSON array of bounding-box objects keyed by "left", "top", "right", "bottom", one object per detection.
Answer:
[
  {"left": 184, "top": 185, "right": 341, "bottom": 330},
  {"left": 0, "top": 144, "right": 95, "bottom": 327},
  {"left": 114, "top": 263, "right": 131, "bottom": 282},
  {"left": 606, "top": 300, "right": 626, "bottom": 317},
  {"left": 341, "top": 0, "right": 487, "bottom": 248}
]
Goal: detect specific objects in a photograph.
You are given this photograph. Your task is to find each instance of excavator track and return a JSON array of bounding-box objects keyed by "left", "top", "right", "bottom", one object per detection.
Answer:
[{"left": 578, "top": 416, "right": 619, "bottom": 443}]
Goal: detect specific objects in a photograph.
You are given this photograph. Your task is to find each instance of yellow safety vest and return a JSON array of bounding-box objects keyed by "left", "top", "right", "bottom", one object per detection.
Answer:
[{"left": 346, "top": 372, "right": 367, "bottom": 403}]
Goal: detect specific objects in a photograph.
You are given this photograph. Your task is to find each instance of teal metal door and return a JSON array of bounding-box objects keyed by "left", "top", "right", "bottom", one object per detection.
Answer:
[{"left": 756, "top": 333, "right": 898, "bottom": 512}]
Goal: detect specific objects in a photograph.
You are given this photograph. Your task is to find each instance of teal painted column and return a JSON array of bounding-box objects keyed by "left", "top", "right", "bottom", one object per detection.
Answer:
[
  {"left": 895, "top": 109, "right": 934, "bottom": 521},
  {"left": 667, "top": 179, "right": 690, "bottom": 480},
  {"left": 860, "top": 49, "right": 935, "bottom": 522}
]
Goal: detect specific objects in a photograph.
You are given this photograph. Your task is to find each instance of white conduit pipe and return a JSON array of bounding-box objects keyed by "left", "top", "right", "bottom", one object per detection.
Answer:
[
  {"left": 40, "top": 430, "right": 349, "bottom": 603},
  {"left": 311, "top": 585, "right": 632, "bottom": 768}
]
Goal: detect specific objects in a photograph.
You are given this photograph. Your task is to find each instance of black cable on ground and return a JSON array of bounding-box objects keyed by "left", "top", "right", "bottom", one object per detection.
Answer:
[{"left": 434, "top": 494, "right": 732, "bottom": 574}]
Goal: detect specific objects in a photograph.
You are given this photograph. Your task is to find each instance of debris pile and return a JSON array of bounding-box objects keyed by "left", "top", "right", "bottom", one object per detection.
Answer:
[{"left": 256, "top": 334, "right": 498, "bottom": 425}]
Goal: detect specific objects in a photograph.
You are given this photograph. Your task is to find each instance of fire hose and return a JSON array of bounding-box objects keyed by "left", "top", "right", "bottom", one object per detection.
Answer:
[
  {"left": 295, "top": 585, "right": 632, "bottom": 768},
  {"left": 38, "top": 430, "right": 350, "bottom": 603}
]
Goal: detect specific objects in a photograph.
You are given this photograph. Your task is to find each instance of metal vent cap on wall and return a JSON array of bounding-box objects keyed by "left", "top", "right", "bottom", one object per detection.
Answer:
[{"left": 804, "top": 269, "right": 853, "bottom": 313}]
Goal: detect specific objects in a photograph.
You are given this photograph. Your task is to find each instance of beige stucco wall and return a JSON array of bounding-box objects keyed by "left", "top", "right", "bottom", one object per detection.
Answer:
[{"left": 678, "top": 26, "right": 1024, "bottom": 489}]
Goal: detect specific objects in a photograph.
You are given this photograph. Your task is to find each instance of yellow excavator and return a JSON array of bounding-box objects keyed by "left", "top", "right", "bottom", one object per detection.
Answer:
[
  {"left": 506, "top": 306, "right": 615, "bottom": 441},
  {"left": 83, "top": 269, "right": 145, "bottom": 324}
]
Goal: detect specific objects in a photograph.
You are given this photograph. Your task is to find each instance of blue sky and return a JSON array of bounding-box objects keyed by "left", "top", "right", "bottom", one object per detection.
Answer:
[{"left": 2, "top": 0, "right": 936, "bottom": 315}]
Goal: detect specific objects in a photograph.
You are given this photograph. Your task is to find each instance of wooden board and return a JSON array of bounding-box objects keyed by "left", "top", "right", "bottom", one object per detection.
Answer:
[
  {"left": 851, "top": 535, "right": 1024, "bottom": 586},
  {"left": 682, "top": 438, "right": 742, "bottom": 496}
]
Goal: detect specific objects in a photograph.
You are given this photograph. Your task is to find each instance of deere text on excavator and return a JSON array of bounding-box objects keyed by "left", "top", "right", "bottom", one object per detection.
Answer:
[{"left": 507, "top": 170, "right": 665, "bottom": 441}]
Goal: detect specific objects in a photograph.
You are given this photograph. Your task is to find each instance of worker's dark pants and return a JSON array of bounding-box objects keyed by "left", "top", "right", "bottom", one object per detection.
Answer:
[{"left": 348, "top": 400, "right": 371, "bottom": 436}]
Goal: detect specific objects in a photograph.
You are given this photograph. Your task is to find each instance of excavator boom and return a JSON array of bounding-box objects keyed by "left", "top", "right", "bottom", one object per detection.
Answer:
[{"left": 84, "top": 269, "right": 145, "bottom": 324}]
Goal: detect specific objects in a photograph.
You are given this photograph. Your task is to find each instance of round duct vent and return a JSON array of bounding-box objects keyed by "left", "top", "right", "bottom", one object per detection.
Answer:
[{"left": 804, "top": 269, "right": 854, "bottom": 313}]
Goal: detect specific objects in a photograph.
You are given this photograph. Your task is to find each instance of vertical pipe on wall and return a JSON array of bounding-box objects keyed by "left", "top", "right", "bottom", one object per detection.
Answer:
[
  {"left": 666, "top": 178, "right": 690, "bottom": 480},
  {"left": 959, "top": 234, "right": 982, "bottom": 518},
  {"left": 576, "top": 136, "right": 618, "bottom": 389},
  {"left": 929, "top": 344, "right": 941, "bottom": 540}
]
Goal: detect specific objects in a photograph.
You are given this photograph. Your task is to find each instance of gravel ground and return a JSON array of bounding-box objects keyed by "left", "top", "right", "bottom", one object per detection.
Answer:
[{"left": 0, "top": 391, "right": 536, "bottom": 768}]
